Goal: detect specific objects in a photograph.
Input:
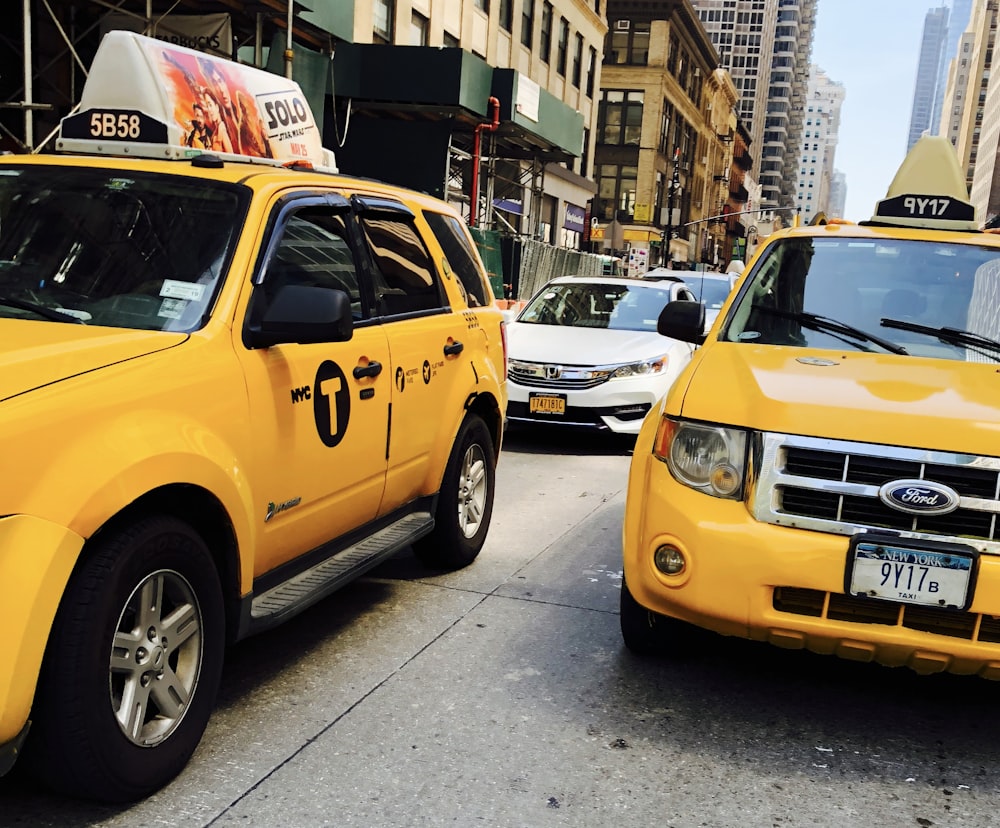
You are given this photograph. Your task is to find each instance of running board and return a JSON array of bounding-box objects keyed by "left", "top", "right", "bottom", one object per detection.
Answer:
[{"left": 248, "top": 511, "right": 435, "bottom": 632}]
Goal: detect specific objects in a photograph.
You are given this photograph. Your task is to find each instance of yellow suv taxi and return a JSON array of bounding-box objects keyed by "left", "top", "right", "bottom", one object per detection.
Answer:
[
  {"left": 0, "top": 32, "right": 506, "bottom": 800},
  {"left": 623, "top": 135, "right": 1000, "bottom": 681}
]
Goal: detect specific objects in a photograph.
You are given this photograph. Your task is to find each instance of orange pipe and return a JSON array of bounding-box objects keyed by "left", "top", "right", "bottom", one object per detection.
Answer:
[{"left": 469, "top": 96, "right": 500, "bottom": 227}]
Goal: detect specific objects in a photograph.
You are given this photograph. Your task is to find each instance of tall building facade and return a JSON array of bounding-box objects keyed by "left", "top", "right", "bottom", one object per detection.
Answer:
[
  {"left": 794, "top": 65, "right": 843, "bottom": 221},
  {"left": 598, "top": 1, "right": 746, "bottom": 268},
  {"left": 969, "top": 0, "right": 1000, "bottom": 223},
  {"left": 690, "top": 0, "right": 817, "bottom": 209},
  {"left": 946, "top": 0, "right": 998, "bottom": 200},
  {"left": 908, "top": 5, "right": 950, "bottom": 150},
  {"left": 935, "top": 0, "right": 975, "bottom": 130}
]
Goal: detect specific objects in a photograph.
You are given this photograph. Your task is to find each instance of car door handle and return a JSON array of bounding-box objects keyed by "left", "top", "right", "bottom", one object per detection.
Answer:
[
  {"left": 353, "top": 360, "right": 382, "bottom": 379},
  {"left": 443, "top": 341, "right": 464, "bottom": 357}
]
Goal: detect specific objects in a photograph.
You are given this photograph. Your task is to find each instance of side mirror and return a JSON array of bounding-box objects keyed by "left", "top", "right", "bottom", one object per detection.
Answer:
[
  {"left": 245, "top": 285, "right": 354, "bottom": 349},
  {"left": 658, "top": 300, "right": 706, "bottom": 345}
]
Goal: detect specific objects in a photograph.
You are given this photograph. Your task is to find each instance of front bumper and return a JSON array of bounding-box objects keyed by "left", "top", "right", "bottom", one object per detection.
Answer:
[
  {"left": 0, "top": 514, "right": 84, "bottom": 772},
  {"left": 506, "top": 375, "right": 671, "bottom": 434},
  {"left": 623, "top": 443, "right": 1000, "bottom": 678}
]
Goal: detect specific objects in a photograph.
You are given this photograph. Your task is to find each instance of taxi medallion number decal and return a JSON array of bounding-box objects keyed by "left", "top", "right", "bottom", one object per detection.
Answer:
[
  {"left": 313, "top": 360, "right": 350, "bottom": 447},
  {"left": 529, "top": 393, "right": 567, "bottom": 415},
  {"left": 847, "top": 536, "right": 976, "bottom": 610},
  {"left": 60, "top": 108, "right": 169, "bottom": 143}
]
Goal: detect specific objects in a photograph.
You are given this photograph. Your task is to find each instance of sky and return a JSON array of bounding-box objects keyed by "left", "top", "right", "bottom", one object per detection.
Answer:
[{"left": 811, "top": 0, "right": 941, "bottom": 222}]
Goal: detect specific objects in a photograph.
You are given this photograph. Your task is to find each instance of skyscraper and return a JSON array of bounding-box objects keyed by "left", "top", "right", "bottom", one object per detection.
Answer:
[
  {"left": 795, "top": 65, "right": 844, "bottom": 221},
  {"left": 907, "top": 6, "right": 950, "bottom": 151},
  {"left": 690, "top": 0, "right": 818, "bottom": 209}
]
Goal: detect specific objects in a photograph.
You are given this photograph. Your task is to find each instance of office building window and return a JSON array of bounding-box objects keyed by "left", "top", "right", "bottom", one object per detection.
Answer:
[
  {"left": 540, "top": 2, "right": 553, "bottom": 62},
  {"left": 499, "top": 0, "right": 512, "bottom": 31},
  {"left": 597, "top": 163, "right": 638, "bottom": 222},
  {"left": 474, "top": 0, "right": 488, "bottom": 10},
  {"left": 521, "top": 0, "right": 534, "bottom": 47},
  {"left": 572, "top": 34, "right": 584, "bottom": 87},
  {"left": 557, "top": 18, "right": 569, "bottom": 76},
  {"left": 373, "top": 0, "right": 394, "bottom": 42},
  {"left": 607, "top": 20, "right": 650, "bottom": 65},
  {"left": 410, "top": 11, "right": 428, "bottom": 45},
  {"left": 586, "top": 46, "right": 597, "bottom": 97},
  {"left": 597, "top": 89, "right": 643, "bottom": 146}
]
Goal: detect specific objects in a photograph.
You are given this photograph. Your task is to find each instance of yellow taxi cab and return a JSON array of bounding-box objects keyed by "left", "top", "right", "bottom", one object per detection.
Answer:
[
  {"left": 622, "top": 135, "right": 1000, "bottom": 680},
  {"left": 0, "top": 31, "right": 506, "bottom": 801}
]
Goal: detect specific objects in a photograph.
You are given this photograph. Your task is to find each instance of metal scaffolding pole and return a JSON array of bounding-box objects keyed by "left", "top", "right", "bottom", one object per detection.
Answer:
[{"left": 23, "top": 0, "right": 33, "bottom": 147}]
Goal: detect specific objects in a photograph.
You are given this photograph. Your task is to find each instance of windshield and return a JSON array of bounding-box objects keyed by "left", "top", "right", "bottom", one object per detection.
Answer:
[
  {"left": 0, "top": 165, "right": 248, "bottom": 331},
  {"left": 681, "top": 276, "right": 734, "bottom": 309},
  {"left": 721, "top": 236, "right": 1000, "bottom": 362},
  {"left": 517, "top": 281, "right": 675, "bottom": 332}
]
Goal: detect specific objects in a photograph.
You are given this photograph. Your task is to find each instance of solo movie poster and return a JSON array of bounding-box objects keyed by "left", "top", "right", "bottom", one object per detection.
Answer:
[{"left": 149, "top": 40, "right": 324, "bottom": 164}]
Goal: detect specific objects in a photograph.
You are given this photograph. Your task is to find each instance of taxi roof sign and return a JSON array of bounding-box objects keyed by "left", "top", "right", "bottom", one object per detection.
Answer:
[
  {"left": 57, "top": 30, "right": 336, "bottom": 172},
  {"left": 869, "top": 135, "right": 976, "bottom": 232}
]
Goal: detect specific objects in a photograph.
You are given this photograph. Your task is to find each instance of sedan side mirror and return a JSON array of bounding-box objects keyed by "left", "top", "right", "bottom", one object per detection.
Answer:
[{"left": 658, "top": 300, "right": 706, "bottom": 345}]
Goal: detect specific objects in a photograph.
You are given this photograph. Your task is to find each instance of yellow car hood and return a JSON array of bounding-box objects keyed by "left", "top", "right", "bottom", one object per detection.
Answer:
[
  {"left": 0, "top": 322, "right": 186, "bottom": 402},
  {"left": 678, "top": 343, "right": 1000, "bottom": 456}
]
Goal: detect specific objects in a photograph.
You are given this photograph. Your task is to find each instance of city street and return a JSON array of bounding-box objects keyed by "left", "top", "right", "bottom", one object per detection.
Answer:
[{"left": 3, "top": 426, "right": 1000, "bottom": 827}]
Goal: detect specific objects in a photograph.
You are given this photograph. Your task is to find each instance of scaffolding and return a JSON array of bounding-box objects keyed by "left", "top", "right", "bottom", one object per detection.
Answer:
[{"left": 2, "top": 0, "right": 331, "bottom": 153}]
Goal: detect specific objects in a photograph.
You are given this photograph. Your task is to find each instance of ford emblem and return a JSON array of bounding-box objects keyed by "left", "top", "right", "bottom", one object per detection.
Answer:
[{"left": 878, "top": 478, "right": 960, "bottom": 516}]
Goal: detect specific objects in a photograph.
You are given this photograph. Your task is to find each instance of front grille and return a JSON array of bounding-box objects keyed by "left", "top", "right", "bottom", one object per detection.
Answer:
[
  {"left": 773, "top": 586, "right": 996, "bottom": 641},
  {"left": 752, "top": 434, "right": 1000, "bottom": 553},
  {"left": 508, "top": 364, "right": 610, "bottom": 390}
]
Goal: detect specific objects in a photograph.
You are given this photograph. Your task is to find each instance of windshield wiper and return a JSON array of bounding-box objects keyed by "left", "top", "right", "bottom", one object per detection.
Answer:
[
  {"left": 754, "top": 306, "right": 908, "bottom": 355},
  {"left": 881, "top": 317, "right": 1000, "bottom": 356},
  {"left": 0, "top": 294, "right": 84, "bottom": 324}
]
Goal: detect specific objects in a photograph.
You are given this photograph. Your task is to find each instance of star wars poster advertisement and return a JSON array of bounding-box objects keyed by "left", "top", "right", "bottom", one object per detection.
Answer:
[{"left": 148, "top": 41, "right": 324, "bottom": 164}]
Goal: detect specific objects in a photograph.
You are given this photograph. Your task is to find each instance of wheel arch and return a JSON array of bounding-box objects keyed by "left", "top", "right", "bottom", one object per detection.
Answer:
[{"left": 84, "top": 484, "right": 243, "bottom": 644}]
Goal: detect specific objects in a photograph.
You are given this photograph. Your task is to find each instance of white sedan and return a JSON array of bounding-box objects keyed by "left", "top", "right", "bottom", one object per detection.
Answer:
[{"left": 505, "top": 276, "right": 696, "bottom": 435}]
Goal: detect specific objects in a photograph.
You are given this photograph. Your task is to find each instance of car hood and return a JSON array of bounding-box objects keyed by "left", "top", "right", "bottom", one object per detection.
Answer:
[
  {"left": 676, "top": 343, "right": 1000, "bottom": 456},
  {"left": 0, "top": 321, "right": 187, "bottom": 402},
  {"left": 507, "top": 322, "right": 684, "bottom": 365}
]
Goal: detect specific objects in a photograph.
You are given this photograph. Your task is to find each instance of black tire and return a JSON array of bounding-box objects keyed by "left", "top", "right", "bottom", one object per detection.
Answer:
[
  {"left": 24, "top": 515, "right": 225, "bottom": 802},
  {"left": 620, "top": 578, "right": 695, "bottom": 657},
  {"left": 414, "top": 414, "right": 496, "bottom": 570}
]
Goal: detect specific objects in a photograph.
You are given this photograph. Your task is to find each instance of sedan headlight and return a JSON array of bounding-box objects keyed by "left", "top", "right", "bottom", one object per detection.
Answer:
[
  {"left": 609, "top": 355, "right": 668, "bottom": 379},
  {"left": 653, "top": 418, "right": 748, "bottom": 499}
]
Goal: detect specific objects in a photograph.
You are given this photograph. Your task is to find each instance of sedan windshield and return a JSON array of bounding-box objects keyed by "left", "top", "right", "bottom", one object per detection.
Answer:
[
  {"left": 0, "top": 165, "right": 248, "bottom": 331},
  {"left": 721, "top": 236, "right": 1000, "bottom": 362},
  {"left": 517, "top": 282, "right": 675, "bottom": 332}
]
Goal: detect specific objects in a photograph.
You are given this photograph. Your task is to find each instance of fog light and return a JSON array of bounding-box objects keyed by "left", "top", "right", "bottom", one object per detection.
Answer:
[
  {"left": 654, "top": 544, "right": 686, "bottom": 575},
  {"left": 710, "top": 463, "right": 740, "bottom": 496}
]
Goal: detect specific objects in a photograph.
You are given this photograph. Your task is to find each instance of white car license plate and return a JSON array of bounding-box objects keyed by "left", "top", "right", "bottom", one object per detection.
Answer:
[
  {"left": 848, "top": 537, "right": 975, "bottom": 609},
  {"left": 529, "top": 393, "right": 566, "bottom": 415}
]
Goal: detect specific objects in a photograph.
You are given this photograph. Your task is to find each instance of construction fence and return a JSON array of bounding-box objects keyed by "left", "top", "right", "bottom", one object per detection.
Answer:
[{"left": 469, "top": 229, "right": 609, "bottom": 303}]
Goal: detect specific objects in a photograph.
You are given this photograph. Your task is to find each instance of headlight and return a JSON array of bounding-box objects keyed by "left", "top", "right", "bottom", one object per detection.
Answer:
[
  {"left": 653, "top": 418, "right": 748, "bottom": 499},
  {"left": 610, "top": 356, "right": 668, "bottom": 379}
]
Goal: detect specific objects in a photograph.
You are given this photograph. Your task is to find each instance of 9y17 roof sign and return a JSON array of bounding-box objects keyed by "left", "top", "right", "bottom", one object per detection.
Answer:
[{"left": 57, "top": 30, "right": 336, "bottom": 171}]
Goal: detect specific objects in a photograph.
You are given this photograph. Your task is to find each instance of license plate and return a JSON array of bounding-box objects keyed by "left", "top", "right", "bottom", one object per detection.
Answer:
[
  {"left": 529, "top": 393, "right": 566, "bottom": 415},
  {"left": 847, "top": 535, "right": 976, "bottom": 610}
]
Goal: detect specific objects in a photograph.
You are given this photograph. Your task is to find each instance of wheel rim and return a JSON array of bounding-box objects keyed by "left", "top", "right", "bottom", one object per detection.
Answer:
[
  {"left": 109, "top": 569, "right": 204, "bottom": 747},
  {"left": 457, "top": 442, "right": 488, "bottom": 539}
]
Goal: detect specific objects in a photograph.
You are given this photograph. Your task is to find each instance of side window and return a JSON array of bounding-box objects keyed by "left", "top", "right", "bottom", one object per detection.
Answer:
[
  {"left": 261, "top": 209, "right": 365, "bottom": 320},
  {"left": 359, "top": 214, "right": 444, "bottom": 316},
  {"left": 423, "top": 210, "right": 491, "bottom": 307}
]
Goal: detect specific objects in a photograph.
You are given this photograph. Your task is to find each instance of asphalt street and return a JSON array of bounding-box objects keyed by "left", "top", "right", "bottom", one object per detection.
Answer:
[{"left": 3, "top": 426, "right": 1000, "bottom": 827}]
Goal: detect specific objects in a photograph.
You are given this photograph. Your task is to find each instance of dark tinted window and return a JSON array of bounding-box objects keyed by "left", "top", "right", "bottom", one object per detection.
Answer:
[
  {"left": 423, "top": 211, "right": 490, "bottom": 307},
  {"left": 360, "top": 215, "right": 443, "bottom": 316}
]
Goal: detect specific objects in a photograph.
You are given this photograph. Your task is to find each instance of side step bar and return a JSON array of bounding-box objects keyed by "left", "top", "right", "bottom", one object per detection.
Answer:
[{"left": 248, "top": 511, "right": 434, "bottom": 632}]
